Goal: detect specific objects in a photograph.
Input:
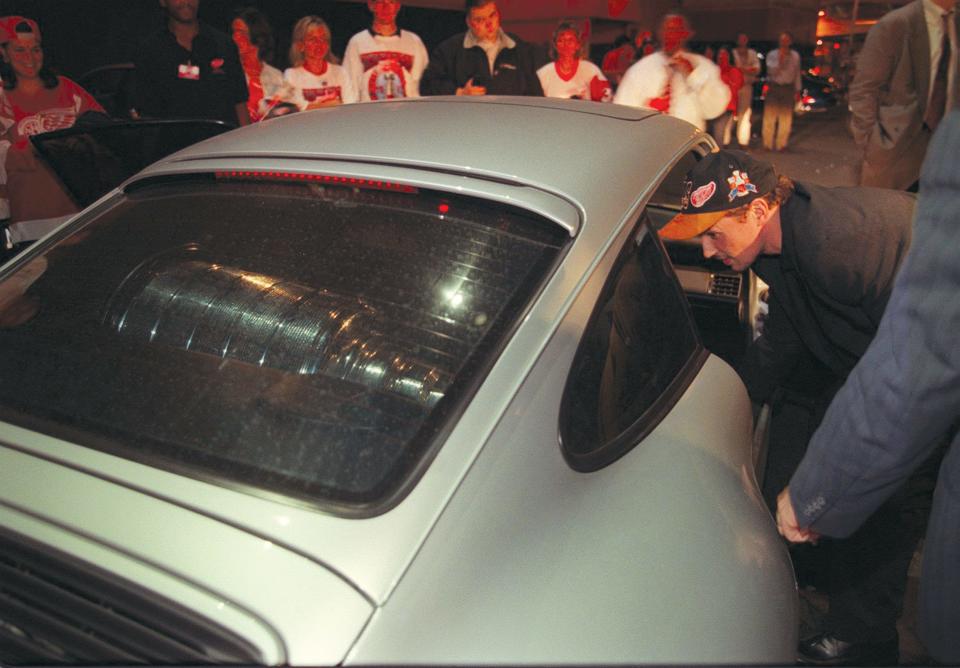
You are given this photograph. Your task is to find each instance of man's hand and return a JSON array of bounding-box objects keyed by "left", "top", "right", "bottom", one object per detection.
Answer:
[
  {"left": 776, "top": 486, "right": 820, "bottom": 543},
  {"left": 669, "top": 54, "right": 693, "bottom": 77},
  {"left": 456, "top": 78, "right": 487, "bottom": 96}
]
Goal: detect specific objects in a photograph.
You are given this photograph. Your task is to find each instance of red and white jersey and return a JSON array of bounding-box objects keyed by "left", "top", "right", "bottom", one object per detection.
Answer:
[
  {"left": 0, "top": 76, "right": 104, "bottom": 149},
  {"left": 283, "top": 64, "right": 359, "bottom": 110},
  {"left": 536, "top": 60, "right": 612, "bottom": 101},
  {"left": 342, "top": 29, "right": 429, "bottom": 102}
]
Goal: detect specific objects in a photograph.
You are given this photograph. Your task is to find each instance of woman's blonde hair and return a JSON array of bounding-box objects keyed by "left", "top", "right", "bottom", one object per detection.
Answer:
[{"left": 289, "top": 15, "right": 333, "bottom": 67}]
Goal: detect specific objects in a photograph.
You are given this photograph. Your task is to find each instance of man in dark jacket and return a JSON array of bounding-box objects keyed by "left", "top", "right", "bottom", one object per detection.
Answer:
[
  {"left": 659, "top": 150, "right": 935, "bottom": 666},
  {"left": 420, "top": 0, "right": 543, "bottom": 97},
  {"left": 133, "top": 0, "right": 250, "bottom": 126},
  {"left": 776, "top": 112, "right": 960, "bottom": 665}
]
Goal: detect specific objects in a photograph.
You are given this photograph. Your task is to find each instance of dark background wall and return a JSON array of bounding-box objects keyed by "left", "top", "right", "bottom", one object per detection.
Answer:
[{"left": 0, "top": 1, "right": 467, "bottom": 79}]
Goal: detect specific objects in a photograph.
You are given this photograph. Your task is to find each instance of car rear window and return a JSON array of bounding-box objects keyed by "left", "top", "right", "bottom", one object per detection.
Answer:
[{"left": 0, "top": 176, "right": 567, "bottom": 514}]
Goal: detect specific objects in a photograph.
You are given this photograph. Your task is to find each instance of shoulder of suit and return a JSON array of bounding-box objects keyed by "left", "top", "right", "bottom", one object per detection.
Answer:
[{"left": 883, "top": 0, "right": 924, "bottom": 23}]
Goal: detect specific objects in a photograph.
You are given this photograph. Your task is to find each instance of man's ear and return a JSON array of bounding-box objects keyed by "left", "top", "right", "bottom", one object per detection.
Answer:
[{"left": 751, "top": 197, "right": 770, "bottom": 223}]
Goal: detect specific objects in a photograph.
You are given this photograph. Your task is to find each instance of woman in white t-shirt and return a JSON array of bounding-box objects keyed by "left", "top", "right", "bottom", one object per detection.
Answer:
[
  {"left": 283, "top": 16, "right": 358, "bottom": 111},
  {"left": 536, "top": 21, "right": 612, "bottom": 102}
]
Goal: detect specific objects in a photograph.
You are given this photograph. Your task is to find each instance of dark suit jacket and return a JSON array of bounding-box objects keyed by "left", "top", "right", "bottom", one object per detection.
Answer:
[
  {"left": 737, "top": 181, "right": 915, "bottom": 403},
  {"left": 848, "top": 0, "right": 956, "bottom": 189},
  {"left": 789, "top": 111, "right": 960, "bottom": 664}
]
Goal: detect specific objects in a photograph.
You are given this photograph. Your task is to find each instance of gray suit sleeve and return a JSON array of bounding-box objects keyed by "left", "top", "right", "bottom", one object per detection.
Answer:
[
  {"left": 788, "top": 111, "right": 960, "bottom": 536},
  {"left": 848, "top": 16, "right": 902, "bottom": 147}
]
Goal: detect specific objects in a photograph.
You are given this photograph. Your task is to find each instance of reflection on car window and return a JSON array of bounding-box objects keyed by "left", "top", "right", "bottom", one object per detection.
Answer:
[
  {"left": 648, "top": 150, "right": 701, "bottom": 211},
  {"left": 0, "top": 177, "right": 567, "bottom": 514},
  {"left": 561, "top": 216, "right": 702, "bottom": 471}
]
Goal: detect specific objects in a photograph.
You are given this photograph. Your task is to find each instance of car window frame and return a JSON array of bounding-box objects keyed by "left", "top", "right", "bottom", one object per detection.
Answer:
[{"left": 558, "top": 145, "right": 713, "bottom": 473}]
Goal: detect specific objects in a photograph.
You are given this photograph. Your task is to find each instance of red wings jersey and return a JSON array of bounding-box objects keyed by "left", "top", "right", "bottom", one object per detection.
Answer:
[
  {"left": 283, "top": 65, "right": 359, "bottom": 110},
  {"left": 302, "top": 87, "right": 343, "bottom": 103},
  {"left": 343, "top": 30, "right": 429, "bottom": 101},
  {"left": 14, "top": 107, "right": 76, "bottom": 136},
  {"left": 359, "top": 51, "right": 415, "bottom": 73},
  {"left": 0, "top": 77, "right": 104, "bottom": 148},
  {"left": 536, "top": 60, "right": 612, "bottom": 102}
]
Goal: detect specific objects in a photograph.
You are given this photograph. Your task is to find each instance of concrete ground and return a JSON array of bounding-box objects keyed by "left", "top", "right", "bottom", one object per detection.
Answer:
[
  {"left": 737, "top": 106, "right": 930, "bottom": 665},
  {"left": 744, "top": 104, "right": 861, "bottom": 188}
]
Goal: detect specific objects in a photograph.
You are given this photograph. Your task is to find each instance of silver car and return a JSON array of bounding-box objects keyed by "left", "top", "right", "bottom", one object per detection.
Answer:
[{"left": 0, "top": 97, "right": 797, "bottom": 665}]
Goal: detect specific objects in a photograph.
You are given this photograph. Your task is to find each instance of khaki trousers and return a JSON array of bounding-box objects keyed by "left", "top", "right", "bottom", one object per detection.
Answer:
[{"left": 762, "top": 83, "right": 795, "bottom": 150}]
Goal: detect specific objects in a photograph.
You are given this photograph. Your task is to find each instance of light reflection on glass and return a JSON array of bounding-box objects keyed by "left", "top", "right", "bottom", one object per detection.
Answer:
[{"left": 105, "top": 258, "right": 450, "bottom": 407}]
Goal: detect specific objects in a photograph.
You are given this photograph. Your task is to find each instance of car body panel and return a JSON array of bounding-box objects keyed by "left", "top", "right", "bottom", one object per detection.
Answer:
[
  {"left": 351, "top": 353, "right": 797, "bottom": 663},
  {"left": 0, "top": 97, "right": 796, "bottom": 664},
  {"left": 1, "top": 102, "right": 708, "bottom": 607},
  {"left": 0, "top": 444, "right": 373, "bottom": 665},
  {"left": 342, "top": 212, "right": 798, "bottom": 663}
]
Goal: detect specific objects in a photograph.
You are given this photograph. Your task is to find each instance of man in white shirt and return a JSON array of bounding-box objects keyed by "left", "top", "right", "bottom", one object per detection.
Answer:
[
  {"left": 848, "top": 0, "right": 958, "bottom": 189},
  {"left": 342, "top": 0, "right": 429, "bottom": 101},
  {"left": 762, "top": 31, "right": 802, "bottom": 151},
  {"left": 613, "top": 13, "right": 729, "bottom": 131},
  {"left": 733, "top": 32, "right": 761, "bottom": 146}
]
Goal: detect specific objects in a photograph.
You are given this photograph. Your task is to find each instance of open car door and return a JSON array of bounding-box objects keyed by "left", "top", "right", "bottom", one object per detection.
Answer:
[{"left": 4, "top": 119, "right": 231, "bottom": 255}]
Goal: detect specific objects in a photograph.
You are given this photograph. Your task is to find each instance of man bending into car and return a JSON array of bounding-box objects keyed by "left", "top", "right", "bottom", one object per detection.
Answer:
[{"left": 658, "top": 149, "right": 940, "bottom": 666}]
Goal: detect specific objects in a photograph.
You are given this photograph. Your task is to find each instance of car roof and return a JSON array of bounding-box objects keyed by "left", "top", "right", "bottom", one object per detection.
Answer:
[{"left": 138, "top": 97, "right": 704, "bottom": 235}]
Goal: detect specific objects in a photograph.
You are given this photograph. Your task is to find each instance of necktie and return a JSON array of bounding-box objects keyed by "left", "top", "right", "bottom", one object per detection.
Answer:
[
  {"left": 924, "top": 12, "right": 952, "bottom": 131},
  {"left": 650, "top": 68, "right": 671, "bottom": 113}
]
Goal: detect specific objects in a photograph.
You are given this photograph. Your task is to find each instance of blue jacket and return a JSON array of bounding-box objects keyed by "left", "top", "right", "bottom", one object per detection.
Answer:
[{"left": 789, "top": 111, "right": 960, "bottom": 664}]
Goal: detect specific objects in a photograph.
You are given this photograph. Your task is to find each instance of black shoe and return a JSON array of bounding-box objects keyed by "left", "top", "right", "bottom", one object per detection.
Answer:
[{"left": 798, "top": 632, "right": 899, "bottom": 666}]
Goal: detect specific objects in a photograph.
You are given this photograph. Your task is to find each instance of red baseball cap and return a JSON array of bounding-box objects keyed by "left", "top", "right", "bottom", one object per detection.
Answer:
[{"left": 0, "top": 16, "right": 41, "bottom": 45}]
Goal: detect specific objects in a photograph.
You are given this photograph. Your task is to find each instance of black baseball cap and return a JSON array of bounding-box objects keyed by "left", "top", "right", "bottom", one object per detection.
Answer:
[{"left": 659, "top": 150, "right": 778, "bottom": 240}]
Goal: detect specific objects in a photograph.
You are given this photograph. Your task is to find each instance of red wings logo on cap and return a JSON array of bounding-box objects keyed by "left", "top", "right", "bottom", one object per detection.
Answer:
[{"left": 690, "top": 181, "right": 717, "bottom": 208}]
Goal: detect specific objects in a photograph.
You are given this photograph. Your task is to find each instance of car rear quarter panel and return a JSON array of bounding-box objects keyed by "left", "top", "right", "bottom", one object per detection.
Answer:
[{"left": 348, "top": 221, "right": 798, "bottom": 664}]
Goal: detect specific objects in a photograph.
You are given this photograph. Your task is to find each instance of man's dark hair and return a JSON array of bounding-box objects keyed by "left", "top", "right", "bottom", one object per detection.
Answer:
[
  {"left": 465, "top": 0, "right": 495, "bottom": 11},
  {"left": 232, "top": 6, "right": 276, "bottom": 64},
  {"left": 725, "top": 175, "right": 796, "bottom": 220}
]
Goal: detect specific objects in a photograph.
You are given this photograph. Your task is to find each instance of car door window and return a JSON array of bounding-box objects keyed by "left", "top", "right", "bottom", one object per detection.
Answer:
[{"left": 560, "top": 216, "right": 704, "bottom": 471}]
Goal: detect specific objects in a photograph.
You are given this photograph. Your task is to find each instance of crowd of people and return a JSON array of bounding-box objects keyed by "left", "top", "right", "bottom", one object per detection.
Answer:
[
  {"left": 0, "top": 0, "right": 809, "bottom": 226},
  {"left": 1, "top": 0, "right": 958, "bottom": 665}
]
